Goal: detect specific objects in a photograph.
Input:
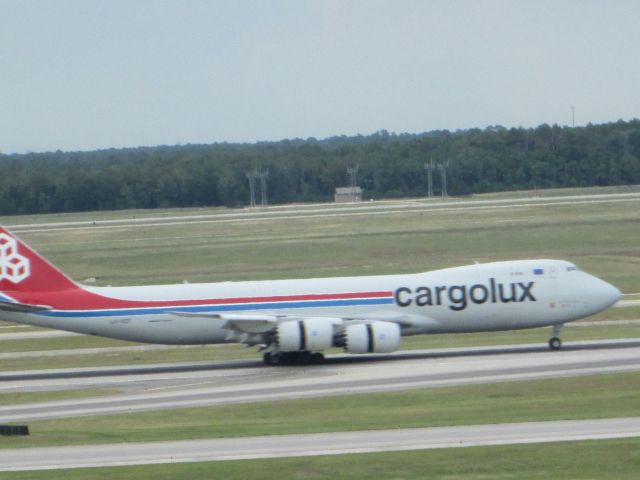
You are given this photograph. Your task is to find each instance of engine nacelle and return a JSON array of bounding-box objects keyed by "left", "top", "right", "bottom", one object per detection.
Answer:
[
  {"left": 276, "top": 318, "right": 334, "bottom": 352},
  {"left": 344, "top": 321, "right": 401, "bottom": 354}
]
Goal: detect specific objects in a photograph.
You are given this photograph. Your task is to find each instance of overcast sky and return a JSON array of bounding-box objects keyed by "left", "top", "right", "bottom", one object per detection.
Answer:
[{"left": 1, "top": 0, "right": 639, "bottom": 153}]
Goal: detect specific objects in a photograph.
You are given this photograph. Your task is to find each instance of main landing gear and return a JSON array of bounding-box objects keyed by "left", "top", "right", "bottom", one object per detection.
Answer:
[
  {"left": 263, "top": 351, "right": 325, "bottom": 366},
  {"left": 548, "top": 324, "right": 564, "bottom": 351}
]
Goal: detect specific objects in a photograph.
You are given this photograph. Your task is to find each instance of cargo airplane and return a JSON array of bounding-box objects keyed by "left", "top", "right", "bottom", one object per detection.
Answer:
[{"left": 0, "top": 226, "right": 621, "bottom": 365}]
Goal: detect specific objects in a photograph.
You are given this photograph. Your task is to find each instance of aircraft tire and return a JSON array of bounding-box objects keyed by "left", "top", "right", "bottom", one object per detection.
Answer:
[
  {"left": 263, "top": 352, "right": 272, "bottom": 365},
  {"left": 264, "top": 351, "right": 324, "bottom": 366},
  {"left": 311, "top": 352, "right": 325, "bottom": 364},
  {"left": 263, "top": 352, "right": 282, "bottom": 365},
  {"left": 549, "top": 337, "right": 562, "bottom": 350}
]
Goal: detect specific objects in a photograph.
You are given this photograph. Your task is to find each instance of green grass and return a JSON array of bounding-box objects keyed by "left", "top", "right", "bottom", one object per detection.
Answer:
[
  {"left": 0, "top": 345, "right": 257, "bottom": 371},
  {"left": 3, "top": 438, "right": 640, "bottom": 479},
  {"left": 0, "top": 325, "right": 45, "bottom": 333},
  {"left": 0, "top": 335, "right": 137, "bottom": 353},
  {"left": 583, "top": 306, "right": 640, "bottom": 320},
  {"left": 2, "top": 371, "right": 639, "bottom": 449},
  {"left": 470, "top": 183, "right": 640, "bottom": 198}
]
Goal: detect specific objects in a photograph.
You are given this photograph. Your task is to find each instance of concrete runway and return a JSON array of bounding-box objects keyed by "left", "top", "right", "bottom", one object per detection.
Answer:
[
  {"left": 2, "top": 339, "right": 640, "bottom": 423},
  {"left": 1, "top": 417, "right": 639, "bottom": 471}
]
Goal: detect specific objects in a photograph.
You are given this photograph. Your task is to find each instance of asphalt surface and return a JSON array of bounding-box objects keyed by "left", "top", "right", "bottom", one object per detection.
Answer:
[
  {"left": 1, "top": 417, "right": 639, "bottom": 471},
  {"left": 2, "top": 339, "right": 640, "bottom": 423}
]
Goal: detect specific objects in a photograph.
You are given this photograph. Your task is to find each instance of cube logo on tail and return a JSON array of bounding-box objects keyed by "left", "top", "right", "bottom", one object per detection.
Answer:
[{"left": 0, "top": 233, "right": 30, "bottom": 283}]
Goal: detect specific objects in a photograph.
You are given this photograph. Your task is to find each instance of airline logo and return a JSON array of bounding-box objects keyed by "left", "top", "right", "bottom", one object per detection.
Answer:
[
  {"left": 0, "top": 233, "right": 30, "bottom": 283},
  {"left": 395, "top": 278, "right": 536, "bottom": 311}
]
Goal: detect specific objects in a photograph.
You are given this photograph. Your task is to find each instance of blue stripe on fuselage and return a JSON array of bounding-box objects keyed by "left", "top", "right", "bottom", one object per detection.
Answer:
[
  {"left": 37, "top": 297, "right": 395, "bottom": 318},
  {"left": 0, "top": 293, "right": 16, "bottom": 303}
]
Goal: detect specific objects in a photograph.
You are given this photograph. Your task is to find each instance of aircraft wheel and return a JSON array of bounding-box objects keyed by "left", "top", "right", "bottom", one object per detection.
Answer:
[
  {"left": 263, "top": 352, "right": 273, "bottom": 365},
  {"left": 263, "top": 352, "right": 282, "bottom": 365},
  {"left": 549, "top": 337, "right": 562, "bottom": 351},
  {"left": 264, "top": 351, "right": 324, "bottom": 366},
  {"left": 292, "top": 351, "right": 311, "bottom": 365},
  {"left": 311, "top": 352, "right": 325, "bottom": 364}
]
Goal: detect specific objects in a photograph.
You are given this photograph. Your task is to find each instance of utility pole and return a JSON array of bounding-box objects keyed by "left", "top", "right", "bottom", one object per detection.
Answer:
[
  {"left": 424, "top": 159, "right": 434, "bottom": 198},
  {"left": 246, "top": 170, "right": 257, "bottom": 207},
  {"left": 571, "top": 106, "right": 575, "bottom": 127},
  {"left": 346, "top": 165, "right": 359, "bottom": 202},
  {"left": 257, "top": 169, "right": 269, "bottom": 206},
  {"left": 438, "top": 161, "right": 448, "bottom": 199}
]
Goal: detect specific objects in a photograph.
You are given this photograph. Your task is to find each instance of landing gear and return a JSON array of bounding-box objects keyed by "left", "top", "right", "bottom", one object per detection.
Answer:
[
  {"left": 263, "top": 351, "right": 325, "bottom": 366},
  {"left": 263, "top": 352, "right": 280, "bottom": 365},
  {"left": 548, "top": 324, "right": 564, "bottom": 351},
  {"left": 548, "top": 337, "right": 562, "bottom": 350}
]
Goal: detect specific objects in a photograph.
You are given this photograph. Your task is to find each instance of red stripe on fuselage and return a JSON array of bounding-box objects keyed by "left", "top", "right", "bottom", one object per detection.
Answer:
[{"left": 9, "top": 287, "right": 393, "bottom": 312}]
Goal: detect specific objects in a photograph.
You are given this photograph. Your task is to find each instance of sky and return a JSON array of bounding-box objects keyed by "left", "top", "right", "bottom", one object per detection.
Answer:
[{"left": 1, "top": 0, "right": 639, "bottom": 154}]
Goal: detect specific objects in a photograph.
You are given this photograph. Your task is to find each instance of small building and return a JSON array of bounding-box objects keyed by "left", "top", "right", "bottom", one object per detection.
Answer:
[{"left": 334, "top": 186, "right": 362, "bottom": 203}]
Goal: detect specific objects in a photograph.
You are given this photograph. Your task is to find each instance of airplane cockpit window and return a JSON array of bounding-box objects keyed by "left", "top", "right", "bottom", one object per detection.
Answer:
[{"left": 566, "top": 266, "right": 580, "bottom": 272}]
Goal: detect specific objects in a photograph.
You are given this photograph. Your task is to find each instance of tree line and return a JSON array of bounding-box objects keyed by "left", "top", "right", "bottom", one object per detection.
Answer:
[{"left": 1, "top": 119, "right": 639, "bottom": 215}]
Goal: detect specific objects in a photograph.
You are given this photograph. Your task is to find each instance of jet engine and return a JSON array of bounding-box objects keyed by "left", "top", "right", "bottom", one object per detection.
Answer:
[
  {"left": 344, "top": 321, "right": 400, "bottom": 354},
  {"left": 276, "top": 318, "right": 334, "bottom": 352}
]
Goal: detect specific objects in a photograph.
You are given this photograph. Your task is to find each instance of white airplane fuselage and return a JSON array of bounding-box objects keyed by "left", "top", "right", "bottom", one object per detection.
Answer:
[{"left": 2, "top": 259, "right": 620, "bottom": 347}]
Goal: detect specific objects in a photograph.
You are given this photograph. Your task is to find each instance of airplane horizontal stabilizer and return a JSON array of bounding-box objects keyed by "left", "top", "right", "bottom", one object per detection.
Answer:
[{"left": 0, "top": 301, "right": 51, "bottom": 313}]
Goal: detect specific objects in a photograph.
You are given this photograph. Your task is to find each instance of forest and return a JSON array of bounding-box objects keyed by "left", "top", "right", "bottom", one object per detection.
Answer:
[{"left": 1, "top": 119, "right": 639, "bottom": 215}]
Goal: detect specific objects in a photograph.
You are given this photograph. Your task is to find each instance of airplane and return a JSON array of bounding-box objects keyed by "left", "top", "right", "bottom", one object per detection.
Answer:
[{"left": 0, "top": 226, "right": 621, "bottom": 365}]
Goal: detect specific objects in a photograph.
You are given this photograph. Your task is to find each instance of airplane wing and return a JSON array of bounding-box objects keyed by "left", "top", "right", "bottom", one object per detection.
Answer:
[
  {"left": 170, "top": 311, "right": 280, "bottom": 333},
  {"left": 170, "top": 310, "right": 434, "bottom": 332}
]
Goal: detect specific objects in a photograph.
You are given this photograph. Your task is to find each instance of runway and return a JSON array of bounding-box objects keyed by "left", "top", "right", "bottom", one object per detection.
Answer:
[
  {"left": 1, "top": 417, "right": 639, "bottom": 471},
  {"left": 2, "top": 339, "right": 640, "bottom": 423}
]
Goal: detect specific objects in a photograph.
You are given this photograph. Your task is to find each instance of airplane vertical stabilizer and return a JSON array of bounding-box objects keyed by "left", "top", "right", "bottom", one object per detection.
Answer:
[{"left": 0, "top": 227, "right": 77, "bottom": 298}]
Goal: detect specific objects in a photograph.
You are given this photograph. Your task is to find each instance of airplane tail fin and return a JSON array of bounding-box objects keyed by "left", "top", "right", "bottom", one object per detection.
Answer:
[{"left": 0, "top": 227, "right": 77, "bottom": 300}]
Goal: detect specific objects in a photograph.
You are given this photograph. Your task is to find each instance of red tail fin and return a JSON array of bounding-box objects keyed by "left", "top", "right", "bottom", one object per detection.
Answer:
[{"left": 0, "top": 227, "right": 77, "bottom": 296}]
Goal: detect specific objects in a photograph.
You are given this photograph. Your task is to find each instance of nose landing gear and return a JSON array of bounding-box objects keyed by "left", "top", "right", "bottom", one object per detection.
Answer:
[{"left": 549, "top": 324, "right": 564, "bottom": 350}]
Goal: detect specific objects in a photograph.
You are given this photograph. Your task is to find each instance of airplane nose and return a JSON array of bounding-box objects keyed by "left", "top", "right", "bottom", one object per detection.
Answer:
[
  {"left": 592, "top": 277, "right": 622, "bottom": 310},
  {"left": 607, "top": 282, "right": 622, "bottom": 306}
]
